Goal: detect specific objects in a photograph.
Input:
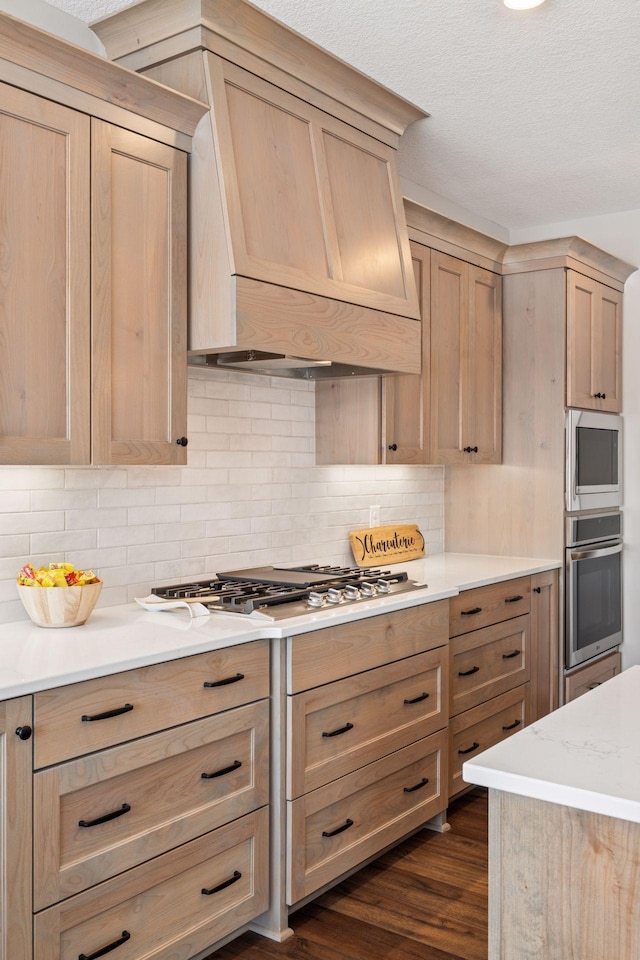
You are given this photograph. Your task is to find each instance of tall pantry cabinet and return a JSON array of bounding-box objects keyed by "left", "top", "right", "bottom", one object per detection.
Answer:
[{"left": 0, "top": 13, "right": 207, "bottom": 466}]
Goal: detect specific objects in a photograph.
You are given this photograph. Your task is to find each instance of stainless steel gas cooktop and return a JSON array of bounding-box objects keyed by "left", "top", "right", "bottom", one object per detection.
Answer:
[{"left": 151, "top": 564, "right": 425, "bottom": 620}]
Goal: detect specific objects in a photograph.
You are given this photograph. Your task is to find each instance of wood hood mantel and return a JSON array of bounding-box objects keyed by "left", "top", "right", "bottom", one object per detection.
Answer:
[{"left": 92, "top": 0, "right": 428, "bottom": 376}]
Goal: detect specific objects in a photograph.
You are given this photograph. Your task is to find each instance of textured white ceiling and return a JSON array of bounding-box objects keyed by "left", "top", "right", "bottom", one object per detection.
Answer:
[{"left": 44, "top": 0, "right": 640, "bottom": 231}]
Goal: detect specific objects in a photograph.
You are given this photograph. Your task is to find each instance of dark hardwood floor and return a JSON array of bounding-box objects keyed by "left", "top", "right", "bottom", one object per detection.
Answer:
[{"left": 212, "top": 788, "right": 488, "bottom": 960}]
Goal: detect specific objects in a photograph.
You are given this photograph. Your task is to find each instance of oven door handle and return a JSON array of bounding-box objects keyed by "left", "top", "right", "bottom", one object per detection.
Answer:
[{"left": 570, "top": 543, "right": 622, "bottom": 562}]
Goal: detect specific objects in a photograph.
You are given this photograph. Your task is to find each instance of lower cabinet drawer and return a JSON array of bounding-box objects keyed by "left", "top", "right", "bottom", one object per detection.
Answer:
[
  {"left": 450, "top": 684, "right": 530, "bottom": 799},
  {"left": 564, "top": 651, "right": 621, "bottom": 702},
  {"left": 287, "top": 647, "right": 448, "bottom": 798},
  {"left": 450, "top": 614, "right": 530, "bottom": 716},
  {"left": 34, "top": 639, "right": 269, "bottom": 768},
  {"left": 34, "top": 700, "right": 269, "bottom": 909},
  {"left": 35, "top": 806, "right": 269, "bottom": 960},
  {"left": 287, "top": 730, "right": 447, "bottom": 905}
]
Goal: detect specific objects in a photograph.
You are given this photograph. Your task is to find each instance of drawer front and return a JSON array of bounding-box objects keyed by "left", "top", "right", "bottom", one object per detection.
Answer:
[
  {"left": 287, "top": 600, "right": 449, "bottom": 693},
  {"left": 35, "top": 639, "right": 269, "bottom": 767},
  {"left": 450, "top": 615, "right": 530, "bottom": 716},
  {"left": 287, "top": 730, "right": 447, "bottom": 904},
  {"left": 565, "top": 651, "right": 621, "bottom": 703},
  {"left": 287, "top": 647, "right": 448, "bottom": 798},
  {"left": 449, "top": 684, "right": 530, "bottom": 798},
  {"left": 34, "top": 700, "right": 269, "bottom": 909},
  {"left": 35, "top": 806, "right": 269, "bottom": 960},
  {"left": 449, "top": 577, "right": 531, "bottom": 637}
]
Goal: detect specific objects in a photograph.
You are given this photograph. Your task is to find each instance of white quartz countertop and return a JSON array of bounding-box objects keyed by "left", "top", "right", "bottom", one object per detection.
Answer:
[
  {"left": 0, "top": 552, "right": 559, "bottom": 700},
  {"left": 464, "top": 665, "right": 640, "bottom": 824}
]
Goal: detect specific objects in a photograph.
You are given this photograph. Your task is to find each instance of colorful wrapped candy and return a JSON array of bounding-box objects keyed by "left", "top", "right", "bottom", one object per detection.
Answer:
[{"left": 17, "top": 562, "right": 99, "bottom": 587}]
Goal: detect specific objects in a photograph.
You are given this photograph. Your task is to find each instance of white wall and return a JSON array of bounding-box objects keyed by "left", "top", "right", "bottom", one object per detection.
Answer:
[
  {"left": 512, "top": 212, "right": 640, "bottom": 669},
  {"left": 0, "top": 0, "right": 104, "bottom": 52},
  {"left": 0, "top": 371, "right": 445, "bottom": 624}
]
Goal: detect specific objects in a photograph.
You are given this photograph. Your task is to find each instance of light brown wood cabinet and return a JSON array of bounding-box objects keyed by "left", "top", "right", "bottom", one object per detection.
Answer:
[
  {"left": 0, "top": 18, "right": 204, "bottom": 466},
  {"left": 0, "top": 697, "right": 33, "bottom": 960},
  {"left": 315, "top": 242, "right": 502, "bottom": 465},
  {"left": 564, "top": 650, "right": 621, "bottom": 702},
  {"left": 430, "top": 250, "right": 502, "bottom": 464},
  {"left": 567, "top": 270, "right": 623, "bottom": 412},
  {"left": 448, "top": 577, "right": 546, "bottom": 799},
  {"left": 285, "top": 603, "right": 449, "bottom": 905},
  {"left": 94, "top": 0, "right": 425, "bottom": 375},
  {"left": 30, "top": 641, "right": 270, "bottom": 960}
]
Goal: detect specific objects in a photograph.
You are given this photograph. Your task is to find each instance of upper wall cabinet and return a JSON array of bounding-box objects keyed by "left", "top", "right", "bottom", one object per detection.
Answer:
[
  {"left": 566, "top": 272, "right": 622, "bottom": 412},
  {"left": 93, "top": 0, "right": 426, "bottom": 376},
  {"left": 502, "top": 237, "right": 635, "bottom": 417},
  {"left": 430, "top": 251, "right": 502, "bottom": 464},
  {"left": 0, "top": 13, "right": 206, "bottom": 466},
  {"left": 316, "top": 205, "right": 506, "bottom": 466}
]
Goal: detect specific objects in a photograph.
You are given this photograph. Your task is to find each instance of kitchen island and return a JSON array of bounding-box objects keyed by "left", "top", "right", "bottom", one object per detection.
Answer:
[{"left": 464, "top": 664, "right": 640, "bottom": 960}]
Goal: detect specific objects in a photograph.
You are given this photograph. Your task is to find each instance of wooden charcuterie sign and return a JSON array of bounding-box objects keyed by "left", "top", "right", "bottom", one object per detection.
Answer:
[{"left": 349, "top": 524, "right": 425, "bottom": 568}]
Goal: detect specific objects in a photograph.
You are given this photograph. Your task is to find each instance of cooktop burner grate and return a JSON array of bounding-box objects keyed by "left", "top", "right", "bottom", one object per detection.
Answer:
[{"left": 151, "top": 565, "right": 416, "bottom": 618}]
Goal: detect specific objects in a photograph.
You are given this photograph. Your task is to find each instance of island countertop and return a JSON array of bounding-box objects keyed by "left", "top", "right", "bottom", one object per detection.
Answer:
[
  {"left": 0, "top": 552, "right": 559, "bottom": 701},
  {"left": 464, "top": 664, "right": 640, "bottom": 824}
]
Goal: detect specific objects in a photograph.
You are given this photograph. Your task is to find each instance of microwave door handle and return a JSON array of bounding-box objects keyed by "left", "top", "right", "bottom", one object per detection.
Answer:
[{"left": 570, "top": 543, "right": 623, "bottom": 562}]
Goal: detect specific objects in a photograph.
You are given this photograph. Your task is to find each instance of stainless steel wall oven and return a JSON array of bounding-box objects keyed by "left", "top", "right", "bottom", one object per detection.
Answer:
[{"left": 565, "top": 511, "right": 622, "bottom": 669}]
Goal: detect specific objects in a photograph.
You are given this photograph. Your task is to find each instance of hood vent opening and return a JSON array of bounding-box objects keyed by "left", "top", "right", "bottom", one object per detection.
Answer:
[{"left": 188, "top": 351, "right": 389, "bottom": 380}]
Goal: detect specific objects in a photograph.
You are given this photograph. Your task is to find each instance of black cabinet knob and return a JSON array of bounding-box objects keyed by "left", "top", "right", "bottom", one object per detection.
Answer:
[
  {"left": 15, "top": 725, "right": 32, "bottom": 741},
  {"left": 176, "top": 437, "right": 189, "bottom": 447},
  {"left": 388, "top": 443, "right": 398, "bottom": 451}
]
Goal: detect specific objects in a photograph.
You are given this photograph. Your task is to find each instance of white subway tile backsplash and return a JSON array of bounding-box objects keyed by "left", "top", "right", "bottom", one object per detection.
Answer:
[{"left": 0, "top": 372, "right": 445, "bottom": 622}]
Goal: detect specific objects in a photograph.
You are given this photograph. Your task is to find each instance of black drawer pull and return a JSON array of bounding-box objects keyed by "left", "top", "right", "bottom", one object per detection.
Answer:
[
  {"left": 202, "top": 870, "right": 242, "bottom": 896},
  {"left": 404, "top": 691, "right": 429, "bottom": 705},
  {"left": 79, "top": 930, "right": 131, "bottom": 960},
  {"left": 403, "top": 777, "right": 429, "bottom": 793},
  {"left": 322, "top": 722, "right": 354, "bottom": 738},
  {"left": 504, "top": 595, "right": 523, "bottom": 604},
  {"left": 502, "top": 649, "right": 521, "bottom": 660},
  {"left": 458, "top": 665, "right": 480, "bottom": 677},
  {"left": 588, "top": 682, "right": 602, "bottom": 690},
  {"left": 461, "top": 606, "right": 482, "bottom": 616},
  {"left": 79, "top": 803, "right": 131, "bottom": 828},
  {"left": 458, "top": 742, "right": 480, "bottom": 755},
  {"left": 322, "top": 818, "right": 354, "bottom": 838},
  {"left": 81, "top": 704, "right": 133, "bottom": 722},
  {"left": 502, "top": 719, "right": 521, "bottom": 731},
  {"left": 203, "top": 672, "right": 244, "bottom": 688},
  {"left": 201, "top": 759, "right": 242, "bottom": 780}
]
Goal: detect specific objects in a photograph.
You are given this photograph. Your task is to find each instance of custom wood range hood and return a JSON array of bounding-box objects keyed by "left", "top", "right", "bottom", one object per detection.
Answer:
[{"left": 92, "top": 0, "right": 428, "bottom": 378}]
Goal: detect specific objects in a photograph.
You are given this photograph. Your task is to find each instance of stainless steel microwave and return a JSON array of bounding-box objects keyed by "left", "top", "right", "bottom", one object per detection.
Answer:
[{"left": 566, "top": 409, "right": 623, "bottom": 512}]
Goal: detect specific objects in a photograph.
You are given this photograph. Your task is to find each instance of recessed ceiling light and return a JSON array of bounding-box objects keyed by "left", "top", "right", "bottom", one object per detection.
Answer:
[{"left": 504, "top": 0, "right": 546, "bottom": 8}]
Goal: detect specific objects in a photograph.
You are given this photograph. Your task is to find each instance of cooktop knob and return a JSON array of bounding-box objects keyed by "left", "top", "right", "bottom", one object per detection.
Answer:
[
  {"left": 343, "top": 585, "right": 360, "bottom": 600},
  {"left": 327, "top": 588, "right": 343, "bottom": 603},
  {"left": 376, "top": 580, "right": 390, "bottom": 594},
  {"left": 307, "top": 592, "right": 325, "bottom": 608},
  {"left": 360, "top": 581, "right": 376, "bottom": 597}
]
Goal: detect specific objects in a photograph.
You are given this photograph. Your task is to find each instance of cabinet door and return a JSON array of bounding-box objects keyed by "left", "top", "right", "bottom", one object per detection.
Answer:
[
  {"left": 530, "top": 569, "right": 559, "bottom": 721},
  {"left": 465, "top": 265, "right": 502, "bottom": 463},
  {"left": 567, "top": 272, "right": 622, "bottom": 412},
  {"left": 210, "top": 58, "right": 418, "bottom": 320},
  {"left": 430, "top": 252, "right": 501, "bottom": 464},
  {"left": 0, "top": 84, "right": 90, "bottom": 465},
  {"left": 91, "top": 120, "right": 187, "bottom": 465},
  {"left": 430, "top": 251, "right": 468, "bottom": 463},
  {"left": 383, "top": 243, "right": 430, "bottom": 463},
  {"left": 0, "top": 696, "right": 33, "bottom": 960}
]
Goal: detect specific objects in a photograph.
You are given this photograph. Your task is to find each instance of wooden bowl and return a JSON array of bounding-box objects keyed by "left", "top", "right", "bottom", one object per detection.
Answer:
[{"left": 16, "top": 581, "right": 102, "bottom": 628}]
